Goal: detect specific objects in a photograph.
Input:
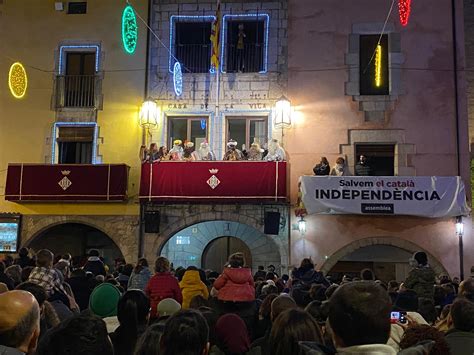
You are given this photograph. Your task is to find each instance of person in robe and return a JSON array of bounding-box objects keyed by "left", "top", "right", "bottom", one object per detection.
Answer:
[
  {"left": 223, "top": 139, "right": 244, "bottom": 161},
  {"left": 247, "top": 141, "right": 264, "bottom": 161},
  {"left": 169, "top": 140, "right": 184, "bottom": 161},
  {"left": 198, "top": 141, "right": 216, "bottom": 161},
  {"left": 183, "top": 141, "right": 199, "bottom": 162},
  {"left": 265, "top": 139, "right": 286, "bottom": 161}
]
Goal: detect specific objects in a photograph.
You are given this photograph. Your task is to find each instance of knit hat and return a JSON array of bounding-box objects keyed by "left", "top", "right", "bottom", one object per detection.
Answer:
[
  {"left": 89, "top": 283, "right": 121, "bottom": 318},
  {"left": 157, "top": 298, "right": 181, "bottom": 317},
  {"left": 413, "top": 251, "right": 428, "bottom": 266}
]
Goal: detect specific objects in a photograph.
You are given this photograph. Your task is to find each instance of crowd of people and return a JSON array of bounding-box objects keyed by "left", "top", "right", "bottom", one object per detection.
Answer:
[
  {"left": 313, "top": 155, "right": 374, "bottom": 176},
  {"left": 0, "top": 248, "right": 473, "bottom": 354},
  {"left": 140, "top": 138, "right": 286, "bottom": 163}
]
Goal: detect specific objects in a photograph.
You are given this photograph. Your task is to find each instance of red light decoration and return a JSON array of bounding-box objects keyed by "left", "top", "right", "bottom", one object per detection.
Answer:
[{"left": 398, "top": 0, "right": 412, "bottom": 27}]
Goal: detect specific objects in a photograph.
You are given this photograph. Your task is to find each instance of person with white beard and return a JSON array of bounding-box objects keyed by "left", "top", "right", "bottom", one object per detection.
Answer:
[
  {"left": 169, "top": 139, "right": 184, "bottom": 161},
  {"left": 197, "top": 141, "right": 216, "bottom": 161},
  {"left": 264, "top": 139, "right": 286, "bottom": 161}
]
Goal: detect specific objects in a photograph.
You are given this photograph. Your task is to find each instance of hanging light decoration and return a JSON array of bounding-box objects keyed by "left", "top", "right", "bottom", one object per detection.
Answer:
[
  {"left": 398, "top": 0, "right": 412, "bottom": 27},
  {"left": 139, "top": 98, "right": 159, "bottom": 127},
  {"left": 375, "top": 44, "right": 382, "bottom": 87},
  {"left": 274, "top": 95, "right": 292, "bottom": 129},
  {"left": 173, "top": 61, "right": 183, "bottom": 97},
  {"left": 8, "top": 62, "right": 28, "bottom": 99},
  {"left": 122, "top": 5, "right": 138, "bottom": 54}
]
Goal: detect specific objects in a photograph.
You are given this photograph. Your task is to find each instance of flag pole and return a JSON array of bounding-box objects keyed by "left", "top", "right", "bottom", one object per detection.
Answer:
[{"left": 215, "top": 61, "right": 220, "bottom": 157}]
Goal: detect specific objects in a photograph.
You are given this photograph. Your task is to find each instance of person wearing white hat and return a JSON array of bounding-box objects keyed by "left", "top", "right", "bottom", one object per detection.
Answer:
[
  {"left": 169, "top": 139, "right": 183, "bottom": 161},
  {"left": 265, "top": 138, "right": 286, "bottom": 162},
  {"left": 223, "top": 139, "right": 243, "bottom": 161},
  {"left": 197, "top": 140, "right": 216, "bottom": 161}
]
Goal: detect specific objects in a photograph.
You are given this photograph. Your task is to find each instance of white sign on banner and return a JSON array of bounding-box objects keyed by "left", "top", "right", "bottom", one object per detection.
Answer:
[{"left": 300, "top": 176, "right": 470, "bottom": 218}]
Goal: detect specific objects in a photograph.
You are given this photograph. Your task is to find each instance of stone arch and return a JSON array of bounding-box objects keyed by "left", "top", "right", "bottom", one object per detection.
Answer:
[
  {"left": 320, "top": 236, "right": 448, "bottom": 276},
  {"left": 22, "top": 215, "right": 139, "bottom": 263},
  {"left": 158, "top": 220, "right": 286, "bottom": 273}
]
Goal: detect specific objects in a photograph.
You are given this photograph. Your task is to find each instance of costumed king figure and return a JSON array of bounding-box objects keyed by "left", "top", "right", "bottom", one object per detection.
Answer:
[
  {"left": 169, "top": 139, "right": 184, "bottom": 161},
  {"left": 183, "top": 141, "right": 199, "bottom": 162},
  {"left": 265, "top": 138, "right": 286, "bottom": 161},
  {"left": 198, "top": 141, "right": 216, "bottom": 161},
  {"left": 223, "top": 139, "right": 244, "bottom": 161},
  {"left": 247, "top": 141, "right": 264, "bottom": 161}
]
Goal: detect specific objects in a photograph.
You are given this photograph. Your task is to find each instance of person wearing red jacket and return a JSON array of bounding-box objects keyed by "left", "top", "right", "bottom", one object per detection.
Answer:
[
  {"left": 214, "top": 253, "right": 255, "bottom": 302},
  {"left": 213, "top": 252, "right": 257, "bottom": 337},
  {"left": 145, "top": 257, "right": 182, "bottom": 318}
]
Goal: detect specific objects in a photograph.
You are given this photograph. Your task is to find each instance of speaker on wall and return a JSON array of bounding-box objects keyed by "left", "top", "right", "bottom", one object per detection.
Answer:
[
  {"left": 264, "top": 211, "right": 280, "bottom": 235},
  {"left": 144, "top": 211, "right": 160, "bottom": 233}
]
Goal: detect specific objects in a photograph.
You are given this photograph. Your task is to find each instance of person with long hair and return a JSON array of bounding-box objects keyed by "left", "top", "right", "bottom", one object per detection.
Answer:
[
  {"left": 128, "top": 258, "right": 152, "bottom": 291},
  {"left": 269, "top": 309, "right": 324, "bottom": 355},
  {"left": 110, "top": 290, "right": 150, "bottom": 355},
  {"left": 133, "top": 323, "right": 164, "bottom": 355}
]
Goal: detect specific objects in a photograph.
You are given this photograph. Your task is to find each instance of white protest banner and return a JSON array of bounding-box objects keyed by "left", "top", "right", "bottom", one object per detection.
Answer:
[{"left": 300, "top": 176, "right": 470, "bottom": 218}]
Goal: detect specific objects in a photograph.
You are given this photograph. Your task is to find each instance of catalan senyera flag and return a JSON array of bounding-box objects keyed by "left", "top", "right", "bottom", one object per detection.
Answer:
[{"left": 210, "top": 0, "right": 221, "bottom": 70}]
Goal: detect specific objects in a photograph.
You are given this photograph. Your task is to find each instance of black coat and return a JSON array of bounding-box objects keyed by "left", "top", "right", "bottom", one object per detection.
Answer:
[
  {"left": 313, "top": 163, "right": 330, "bottom": 176},
  {"left": 355, "top": 162, "right": 373, "bottom": 176},
  {"left": 0, "top": 272, "right": 15, "bottom": 290},
  {"left": 83, "top": 260, "right": 106, "bottom": 277}
]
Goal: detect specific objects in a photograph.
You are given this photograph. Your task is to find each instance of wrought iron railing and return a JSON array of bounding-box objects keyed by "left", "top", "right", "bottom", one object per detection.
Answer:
[
  {"left": 55, "top": 75, "right": 101, "bottom": 108},
  {"left": 175, "top": 44, "right": 211, "bottom": 73},
  {"left": 225, "top": 43, "right": 264, "bottom": 73}
]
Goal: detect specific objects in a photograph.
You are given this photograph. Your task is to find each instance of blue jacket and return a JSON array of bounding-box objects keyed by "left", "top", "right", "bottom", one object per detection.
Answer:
[{"left": 127, "top": 267, "right": 152, "bottom": 291}]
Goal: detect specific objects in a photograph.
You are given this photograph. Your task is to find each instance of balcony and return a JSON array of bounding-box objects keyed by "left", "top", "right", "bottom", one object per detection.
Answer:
[
  {"left": 54, "top": 75, "right": 102, "bottom": 109},
  {"left": 225, "top": 43, "right": 264, "bottom": 73},
  {"left": 139, "top": 161, "right": 287, "bottom": 202},
  {"left": 175, "top": 44, "right": 211, "bottom": 73},
  {"left": 5, "top": 164, "right": 129, "bottom": 202}
]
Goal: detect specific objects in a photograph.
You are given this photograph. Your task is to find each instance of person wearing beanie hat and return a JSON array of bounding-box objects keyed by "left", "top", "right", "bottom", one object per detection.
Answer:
[
  {"left": 403, "top": 251, "right": 435, "bottom": 301},
  {"left": 157, "top": 298, "right": 181, "bottom": 317},
  {"left": 89, "top": 283, "right": 122, "bottom": 333}
]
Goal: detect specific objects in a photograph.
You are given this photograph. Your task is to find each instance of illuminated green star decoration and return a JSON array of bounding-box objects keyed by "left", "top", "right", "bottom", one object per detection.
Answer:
[{"left": 122, "top": 5, "right": 138, "bottom": 54}]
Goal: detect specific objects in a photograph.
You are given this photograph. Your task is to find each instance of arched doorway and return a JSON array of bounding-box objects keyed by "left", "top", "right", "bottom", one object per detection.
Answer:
[
  {"left": 322, "top": 237, "right": 449, "bottom": 282},
  {"left": 28, "top": 223, "right": 124, "bottom": 268},
  {"left": 159, "top": 220, "right": 282, "bottom": 273},
  {"left": 202, "top": 236, "right": 252, "bottom": 271}
]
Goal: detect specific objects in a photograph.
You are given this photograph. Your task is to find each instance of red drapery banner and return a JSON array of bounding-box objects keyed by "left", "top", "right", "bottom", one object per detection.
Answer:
[
  {"left": 5, "top": 164, "right": 129, "bottom": 202},
  {"left": 139, "top": 161, "right": 287, "bottom": 202}
]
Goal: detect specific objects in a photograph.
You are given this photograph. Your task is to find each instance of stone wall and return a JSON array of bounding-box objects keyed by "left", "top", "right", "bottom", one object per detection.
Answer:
[
  {"left": 21, "top": 215, "right": 140, "bottom": 263},
  {"left": 148, "top": 0, "right": 288, "bottom": 157},
  {"left": 142, "top": 203, "right": 290, "bottom": 272}
]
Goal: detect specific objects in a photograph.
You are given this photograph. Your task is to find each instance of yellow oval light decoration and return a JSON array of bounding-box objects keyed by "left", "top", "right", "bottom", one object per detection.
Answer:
[{"left": 8, "top": 62, "right": 28, "bottom": 99}]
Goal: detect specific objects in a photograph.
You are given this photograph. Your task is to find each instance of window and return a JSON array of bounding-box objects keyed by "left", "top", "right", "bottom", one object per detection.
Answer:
[
  {"left": 67, "top": 2, "right": 87, "bottom": 14},
  {"left": 176, "top": 236, "right": 190, "bottom": 245},
  {"left": 171, "top": 17, "right": 213, "bottom": 73},
  {"left": 223, "top": 15, "right": 268, "bottom": 73},
  {"left": 57, "top": 126, "right": 94, "bottom": 164},
  {"left": 226, "top": 117, "right": 267, "bottom": 149},
  {"left": 168, "top": 117, "right": 208, "bottom": 148},
  {"left": 359, "top": 35, "right": 389, "bottom": 95},
  {"left": 355, "top": 144, "right": 395, "bottom": 176}
]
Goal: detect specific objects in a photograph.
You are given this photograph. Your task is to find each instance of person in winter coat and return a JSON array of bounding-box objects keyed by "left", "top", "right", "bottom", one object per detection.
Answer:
[
  {"left": 145, "top": 256, "right": 182, "bottom": 318},
  {"left": 403, "top": 251, "right": 435, "bottom": 300},
  {"left": 14, "top": 247, "right": 35, "bottom": 268},
  {"left": 290, "top": 258, "right": 329, "bottom": 307},
  {"left": 83, "top": 250, "right": 106, "bottom": 277},
  {"left": 313, "top": 157, "right": 330, "bottom": 176},
  {"left": 179, "top": 266, "right": 209, "bottom": 309},
  {"left": 445, "top": 297, "right": 474, "bottom": 355},
  {"left": 330, "top": 157, "right": 350, "bottom": 176},
  {"left": 128, "top": 258, "right": 152, "bottom": 291},
  {"left": 213, "top": 253, "right": 255, "bottom": 303}
]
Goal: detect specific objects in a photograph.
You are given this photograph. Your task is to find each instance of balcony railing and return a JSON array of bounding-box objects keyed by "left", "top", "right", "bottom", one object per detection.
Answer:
[
  {"left": 5, "top": 164, "right": 129, "bottom": 202},
  {"left": 225, "top": 43, "right": 264, "bottom": 73},
  {"left": 139, "top": 161, "right": 287, "bottom": 202},
  {"left": 175, "top": 44, "right": 211, "bottom": 73},
  {"left": 55, "top": 75, "right": 102, "bottom": 109}
]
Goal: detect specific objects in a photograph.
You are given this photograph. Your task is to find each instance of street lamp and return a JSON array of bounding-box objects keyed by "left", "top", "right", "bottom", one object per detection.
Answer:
[
  {"left": 274, "top": 95, "right": 292, "bottom": 147},
  {"left": 456, "top": 216, "right": 464, "bottom": 280},
  {"left": 298, "top": 216, "right": 306, "bottom": 235},
  {"left": 139, "top": 98, "right": 159, "bottom": 145}
]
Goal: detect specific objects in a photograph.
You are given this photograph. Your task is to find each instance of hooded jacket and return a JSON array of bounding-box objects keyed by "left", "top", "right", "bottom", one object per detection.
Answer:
[
  {"left": 404, "top": 266, "right": 435, "bottom": 300},
  {"left": 179, "top": 270, "right": 209, "bottom": 309},
  {"left": 127, "top": 266, "right": 152, "bottom": 291},
  {"left": 214, "top": 267, "right": 255, "bottom": 302},
  {"left": 145, "top": 272, "right": 182, "bottom": 318}
]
